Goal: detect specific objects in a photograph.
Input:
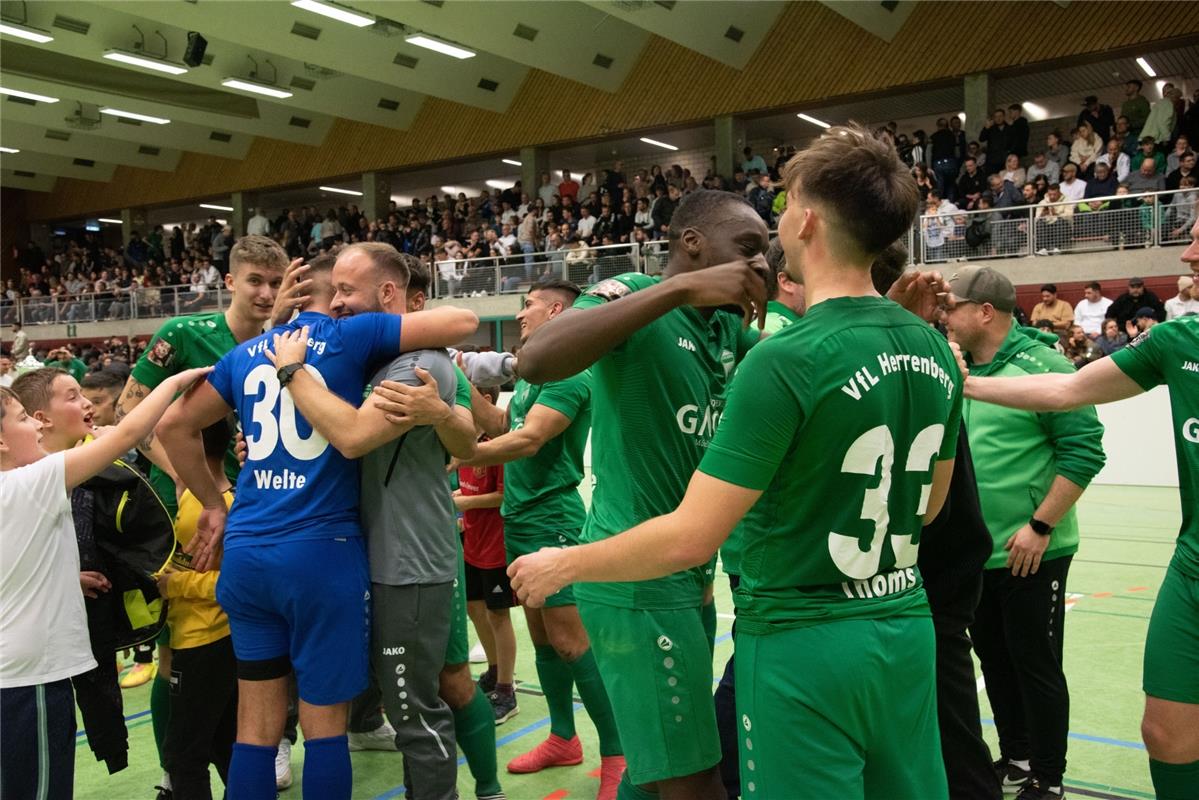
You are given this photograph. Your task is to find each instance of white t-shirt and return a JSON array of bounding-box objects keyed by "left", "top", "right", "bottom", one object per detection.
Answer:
[
  {"left": 1059, "top": 178, "right": 1087, "bottom": 203},
  {"left": 0, "top": 452, "right": 96, "bottom": 688},
  {"left": 1164, "top": 295, "right": 1199, "bottom": 320},
  {"left": 1073, "top": 296, "right": 1113, "bottom": 336}
]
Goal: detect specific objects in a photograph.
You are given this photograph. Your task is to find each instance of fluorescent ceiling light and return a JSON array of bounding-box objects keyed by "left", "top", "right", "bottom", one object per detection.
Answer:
[
  {"left": 98, "top": 217, "right": 122, "bottom": 224},
  {"left": 501, "top": 158, "right": 522, "bottom": 166},
  {"left": 796, "top": 112, "right": 831, "bottom": 129},
  {"left": 957, "top": 111, "right": 967, "bottom": 121},
  {"left": 639, "top": 136, "right": 678, "bottom": 151},
  {"left": 0, "top": 87, "right": 60, "bottom": 103},
  {"left": 291, "top": 0, "right": 373, "bottom": 27},
  {"left": 100, "top": 107, "right": 170, "bottom": 125},
  {"left": 0, "top": 146, "right": 19, "bottom": 154},
  {"left": 103, "top": 50, "right": 189, "bottom": 76},
  {"left": 199, "top": 203, "right": 234, "bottom": 211},
  {"left": 1021, "top": 101, "right": 1049, "bottom": 122},
  {"left": 320, "top": 185, "right": 363, "bottom": 196},
  {"left": 405, "top": 35, "right": 475, "bottom": 60},
  {"left": 485, "top": 179, "right": 511, "bottom": 189},
  {"left": 0, "top": 21, "right": 54, "bottom": 43},
  {"left": 440, "top": 185, "right": 473, "bottom": 195},
  {"left": 1136, "top": 57, "right": 1157, "bottom": 78},
  {"left": 222, "top": 78, "right": 293, "bottom": 99}
]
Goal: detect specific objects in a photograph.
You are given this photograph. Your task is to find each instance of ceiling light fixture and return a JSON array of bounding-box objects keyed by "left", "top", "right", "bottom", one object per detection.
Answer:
[
  {"left": 222, "top": 78, "right": 294, "bottom": 99},
  {"left": 290, "top": 0, "right": 374, "bottom": 27},
  {"left": 1020, "top": 101, "right": 1049, "bottom": 122},
  {"left": 319, "top": 185, "right": 363, "bottom": 196},
  {"left": 103, "top": 49, "right": 189, "bottom": 75},
  {"left": 502, "top": 158, "right": 522, "bottom": 166},
  {"left": 199, "top": 203, "right": 234, "bottom": 211},
  {"left": 100, "top": 107, "right": 170, "bottom": 125},
  {"left": 796, "top": 112, "right": 831, "bottom": 129},
  {"left": 0, "top": 146, "right": 19, "bottom": 154},
  {"left": 405, "top": 34, "right": 475, "bottom": 60},
  {"left": 440, "top": 185, "right": 473, "bottom": 195},
  {"left": 0, "top": 20, "right": 54, "bottom": 43},
  {"left": 98, "top": 217, "right": 123, "bottom": 224},
  {"left": 0, "top": 87, "right": 60, "bottom": 103},
  {"left": 1136, "top": 57, "right": 1157, "bottom": 78},
  {"left": 639, "top": 136, "right": 678, "bottom": 151},
  {"left": 485, "top": 179, "right": 511, "bottom": 189}
]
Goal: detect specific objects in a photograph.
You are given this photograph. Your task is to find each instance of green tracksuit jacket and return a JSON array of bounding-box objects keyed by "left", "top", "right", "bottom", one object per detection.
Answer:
[{"left": 964, "top": 322, "right": 1107, "bottom": 569}]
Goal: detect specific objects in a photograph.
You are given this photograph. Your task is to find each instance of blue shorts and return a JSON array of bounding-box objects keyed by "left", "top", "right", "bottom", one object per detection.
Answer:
[{"left": 216, "top": 537, "right": 370, "bottom": 706}]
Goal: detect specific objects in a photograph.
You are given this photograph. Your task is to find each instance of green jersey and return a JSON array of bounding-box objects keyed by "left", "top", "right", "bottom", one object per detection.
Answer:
[
  {"left": 46, "top": 358, "right": 87, "bottom": 383},
  {"left": 573, "top": 272, "right": 756, "bottom": 609},
  {"left": 502, "top": 374, "right": 590, "bottom": 534},
  {"left": 130, "top": 312, "right": 240, "bottom": 510},
  {"left": 700, "top": 297, "right": 962, "bottom": 636},
  {"left": 763, "top": 301, "right": 801, "bottom": 335},
  {"left": 453, "top": 363, "right": 472, "bottom": 410},
  {"left": 1111, "top": 316, "right": 1199, "bottom": 578}
]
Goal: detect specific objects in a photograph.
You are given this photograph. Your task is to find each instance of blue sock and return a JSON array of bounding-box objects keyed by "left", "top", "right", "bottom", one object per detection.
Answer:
[
  {"left": 227, "top": 742, "right": 276, "bottom": 800},
  {"left": 303, "top": 735, "right": 352, "bottom": 800}
]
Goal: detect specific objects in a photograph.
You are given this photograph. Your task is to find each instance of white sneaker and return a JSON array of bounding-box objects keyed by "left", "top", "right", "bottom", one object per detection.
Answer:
[
  {"left": 1035, "top": 248, "right": 1049, "bottom": 256},
  {"left": 275, "top": 739, "right": 293, "bottom": 790},
  {"left": 348, "top": 721, "right": 398, "bottom": 752},
  {"left": 469, "top": 642, "right": 487, "bottom": 663}
]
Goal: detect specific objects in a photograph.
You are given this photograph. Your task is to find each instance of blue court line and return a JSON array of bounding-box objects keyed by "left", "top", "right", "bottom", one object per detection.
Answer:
[
  {"left": 982, "top": 718, "right": 1146, "bottom": 751},
  {"left": 76, "top": 709, "right": 152, "bottom": 738}
]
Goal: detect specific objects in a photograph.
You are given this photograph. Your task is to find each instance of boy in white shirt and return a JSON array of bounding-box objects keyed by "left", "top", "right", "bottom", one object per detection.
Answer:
[
  {"left": 0, "top": 366, "right": 208, "bottom": 800},
  {"left": 1073, "top": 281, "right": 1114, "bottom": 337}
]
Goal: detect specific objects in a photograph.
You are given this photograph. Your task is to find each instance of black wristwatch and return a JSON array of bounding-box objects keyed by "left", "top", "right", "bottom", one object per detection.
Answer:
[
  {"left": 277, "top": 363, "right": 304, "bottom": 388},
  {"left": 1029, "top": 517, "right": 1054, "bottom": 536}
]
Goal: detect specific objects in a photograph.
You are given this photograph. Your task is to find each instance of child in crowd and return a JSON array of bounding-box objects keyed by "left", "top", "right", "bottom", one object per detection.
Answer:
[{"left": 0, "top": 366, "right": 209, "bottom": 800}]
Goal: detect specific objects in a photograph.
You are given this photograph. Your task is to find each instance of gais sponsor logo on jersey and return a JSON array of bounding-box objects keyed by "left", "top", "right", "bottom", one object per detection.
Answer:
[
  {"left": 676, "top": 400, "right": 723, "bottom": 441},
  {"left": 1183, "top": 417, "right": 1199, "bottom": 444}
]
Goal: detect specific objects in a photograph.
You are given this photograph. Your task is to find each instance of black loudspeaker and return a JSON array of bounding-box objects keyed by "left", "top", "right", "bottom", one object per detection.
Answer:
[{"left": 183, "top": 32, "right": 208, "bottom": 68}]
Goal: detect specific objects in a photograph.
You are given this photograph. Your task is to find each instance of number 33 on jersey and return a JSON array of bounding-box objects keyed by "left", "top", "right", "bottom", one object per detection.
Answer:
[{"left": 698, "top": 297, "right": 964, "bottom": 634}]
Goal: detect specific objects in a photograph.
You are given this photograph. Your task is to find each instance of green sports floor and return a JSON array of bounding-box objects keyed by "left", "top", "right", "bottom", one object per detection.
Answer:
[{"left": 74, "top": 484, "right": 1178, "bottom": 799}]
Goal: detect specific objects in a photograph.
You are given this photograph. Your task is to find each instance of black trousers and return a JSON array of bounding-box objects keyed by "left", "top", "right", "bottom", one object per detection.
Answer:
[
  {"left": 931, "top": 571, "right": 1002, "bottom": 800},
  {"left": 971, "top": 556, "right": 1072, "bottom": 786},
  {"left": 163, "top": 636, "right": 238, "bottom": 800},
  {"left": 1, "top": 679, "right": 77, "bottom": 800},
  {"left": 714, "top": 574, "right": 740, "bottom": 799}
]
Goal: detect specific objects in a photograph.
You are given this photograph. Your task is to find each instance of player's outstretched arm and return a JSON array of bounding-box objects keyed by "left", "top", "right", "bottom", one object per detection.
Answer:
[
  {"left": 509, "top": 471, "right": 761, "bottom": 607},
  {"left": 266, "top": 327, "right": 416, "bottom": 459},
  {"left": 461, "top": 403, "right": 572, "bottom": 468},
  {"left": 518, "top": 261, "right": 767, "bottom": 384},
  {"left": 966, "top": 356, "right": 1143, "bottom": 412},
  {"left": 399, "top": 306, "right": 479, "bottom": 352},
  {"left": 67, "top": 368, "right": 212, "bottom": 491}
]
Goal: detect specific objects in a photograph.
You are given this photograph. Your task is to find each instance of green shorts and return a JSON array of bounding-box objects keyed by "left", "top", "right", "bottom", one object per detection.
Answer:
[
  {"left": 506, "top": 529, "right": 577, "bottom": 608},
  {"left": 577, "top": 601, "right": 719, "bottom": 784},
  {"left": 444, "top": 554, "right": 469, "bottom": 667},
  {"left": 1144, "top": 563, "right": 1199, "bottom": 703},
  {"left": 736, "top": 616, "right": 946, "bottom": 800}
]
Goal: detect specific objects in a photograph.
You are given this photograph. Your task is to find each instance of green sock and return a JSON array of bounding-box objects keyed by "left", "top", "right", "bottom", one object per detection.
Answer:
[
  {"left": 453, "top": 688, "right": 502, "bottom": 797},
  {"left": 1149, "top": 758, "right": 1199, "bottom": 799},
  {"left": 535, "top": 644, "right": 576, "bottom": 741},
  {"left": 701, "top": 599, "right": 717, "bottom": 656},
  {"left": 567, "top": 648, "right": 622, "bottom": 757},
  {"left": 617, "top": 770, "right": 658, "bottom": 799},
  {"left": 150, "top": 674, "right": 171, "bottom": 768}
]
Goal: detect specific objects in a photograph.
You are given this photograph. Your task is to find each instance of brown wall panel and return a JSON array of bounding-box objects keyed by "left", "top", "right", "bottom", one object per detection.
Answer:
[{"left": 25, "top": 0, "right": 1199, "bottom": 220}]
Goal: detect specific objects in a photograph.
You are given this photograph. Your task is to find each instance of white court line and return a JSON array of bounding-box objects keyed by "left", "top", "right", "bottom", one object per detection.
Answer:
[{"left": 976, "top": 593, "right": 1084, "bottom": 694}]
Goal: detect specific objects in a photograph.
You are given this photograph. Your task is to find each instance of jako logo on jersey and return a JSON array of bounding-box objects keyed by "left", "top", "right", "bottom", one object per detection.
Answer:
[
  {"left": 677, "top": 337, "right": 697, "bottom": 352},
  {"left": 1183, "top": 417, "right": 1199, "bottom": 444},
  {"left": 1183, "top": 361, "right": 1199, "bottom": 373},
  {"left": 677, "top": 402, "right": 721, "bottom": 438}
]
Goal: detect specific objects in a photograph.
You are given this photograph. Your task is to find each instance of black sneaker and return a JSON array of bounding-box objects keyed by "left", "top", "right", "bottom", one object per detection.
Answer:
[
  {"left": 993, "top": 758, "right": 1032, "bottom": 794},
  {"left": 489, "top": 689, "right": 519, "bottom": 725},
  {"left": 477, "top": 669, "right": 497, "bottom": 694},
  {"left": 154, "top": 787, "right": 173, "bottom": 800},
  {"left": 1016, "top": 779, "right": 1064, "bottom": 800}
]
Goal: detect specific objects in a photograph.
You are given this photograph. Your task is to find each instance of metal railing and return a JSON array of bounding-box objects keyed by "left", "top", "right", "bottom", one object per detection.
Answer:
[
  {"left": 2, "top": 284, "right": 231, "bottom": 327},
  {"left": 913, "top": 187, "right": 1197, "bottom": 265},
  {"left": 431, "top": 240, "right": 670, "bottom": 299}
]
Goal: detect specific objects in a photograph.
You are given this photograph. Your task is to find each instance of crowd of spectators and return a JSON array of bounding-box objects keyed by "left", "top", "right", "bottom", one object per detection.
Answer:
[{"left": 4, "top": 81, "right": 1198, "bottom": 320}]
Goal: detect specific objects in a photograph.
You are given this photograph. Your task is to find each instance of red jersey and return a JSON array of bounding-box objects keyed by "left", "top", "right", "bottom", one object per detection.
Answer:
[
  {"left": 558, "top": 180, "right": 580, "bottom": 201},
  {"left": 459, "top": 463, "right": 506, "bottom": 569}
]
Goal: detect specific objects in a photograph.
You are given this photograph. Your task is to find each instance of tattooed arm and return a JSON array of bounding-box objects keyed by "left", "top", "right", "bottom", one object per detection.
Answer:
[{"left": 117, "top": 376, "right": 179, "bottom": 480}]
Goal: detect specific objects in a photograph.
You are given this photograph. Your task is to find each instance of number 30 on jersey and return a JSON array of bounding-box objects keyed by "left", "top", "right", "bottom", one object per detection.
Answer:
[{"left": 243, "top": 364, "right": 330, "bottom": 461}]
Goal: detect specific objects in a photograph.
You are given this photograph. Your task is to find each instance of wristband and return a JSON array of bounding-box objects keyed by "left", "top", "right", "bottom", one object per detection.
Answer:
[{"left": 1029, "top": 517, "right": 1054, "bottom": 536}]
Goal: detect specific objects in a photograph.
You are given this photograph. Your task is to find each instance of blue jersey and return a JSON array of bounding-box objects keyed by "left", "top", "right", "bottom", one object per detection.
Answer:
[{"left": 208, "top": 311, "right": 402, "bottom": 549}]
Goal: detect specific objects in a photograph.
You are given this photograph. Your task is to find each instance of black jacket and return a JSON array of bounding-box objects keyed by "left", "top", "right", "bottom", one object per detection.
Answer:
[{"left": 1107, "top": 290, "right": 1165, "bottom": 327}]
